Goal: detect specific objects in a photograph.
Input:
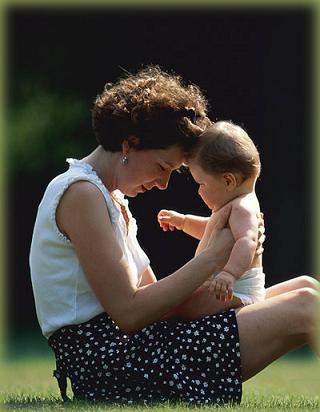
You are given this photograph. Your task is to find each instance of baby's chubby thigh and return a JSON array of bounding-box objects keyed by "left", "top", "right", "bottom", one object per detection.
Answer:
[{"left": 233, "top": 267, "right": 266, "bottom": 305}]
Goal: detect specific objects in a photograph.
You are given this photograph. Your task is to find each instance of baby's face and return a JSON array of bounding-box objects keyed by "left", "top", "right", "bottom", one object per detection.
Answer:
[{"left": 189, "top": 163, "right": 229, "bottom": 211}]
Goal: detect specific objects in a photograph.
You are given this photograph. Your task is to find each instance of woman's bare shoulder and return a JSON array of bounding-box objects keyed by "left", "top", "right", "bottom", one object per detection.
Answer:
[{"left": 56, "top": 180, "right": 110, "bottom": 239}]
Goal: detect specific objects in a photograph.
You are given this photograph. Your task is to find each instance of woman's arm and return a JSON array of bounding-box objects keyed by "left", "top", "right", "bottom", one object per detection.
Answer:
[
  {"left": 57, "top": 181, "right": 233, "bottom": 335},
  {"left": 138, "top": 266, "right": 157, "bottom": 287}
]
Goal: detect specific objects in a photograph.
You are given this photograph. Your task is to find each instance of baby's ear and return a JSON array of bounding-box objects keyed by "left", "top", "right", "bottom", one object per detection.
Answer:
[{"left": 222, "top": 172, "right": 238, "bottom": 191}]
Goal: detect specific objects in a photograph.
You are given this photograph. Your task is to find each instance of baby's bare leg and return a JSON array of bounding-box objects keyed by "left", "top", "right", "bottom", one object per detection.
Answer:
[{"left": 266, "top": 275, "right": 319, "bottom": 299}]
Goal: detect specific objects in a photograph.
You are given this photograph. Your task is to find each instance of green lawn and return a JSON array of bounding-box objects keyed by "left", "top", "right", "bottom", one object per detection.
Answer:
[{"left": 2, "top": 352, "right": 319, "bottom": 411}]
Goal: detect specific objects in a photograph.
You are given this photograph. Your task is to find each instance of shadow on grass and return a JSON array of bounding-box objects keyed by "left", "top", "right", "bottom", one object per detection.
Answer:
[
  {"left": 4, "top": 397, "right": 129, "bottom": 410},
  {"left": 4, "top": 393, "right": 320, "bottom": 411},
  {"left": 4, "top": 397, "right": 60, "bottom": 409},
  {"left": 3, "top": 397, "right": 230, "bottom": 411}
]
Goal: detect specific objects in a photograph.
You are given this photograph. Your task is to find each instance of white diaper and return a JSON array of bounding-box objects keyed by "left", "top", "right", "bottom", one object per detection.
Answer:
[{"left": 233, "top": 267, "right": 266, "bottom": 306}]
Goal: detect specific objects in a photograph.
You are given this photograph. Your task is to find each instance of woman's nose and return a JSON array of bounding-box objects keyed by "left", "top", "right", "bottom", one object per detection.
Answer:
[{"left": 156, "top": 173, "right": 171, "bottom": 190}]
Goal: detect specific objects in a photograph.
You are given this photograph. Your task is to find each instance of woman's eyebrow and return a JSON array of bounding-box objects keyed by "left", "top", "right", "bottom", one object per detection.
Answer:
[
  {"left": 165, "top": 161, "right": 182, "bottom": 170},
  {"left": 165, "top": 161, "right": 174, "bottom": 168}
]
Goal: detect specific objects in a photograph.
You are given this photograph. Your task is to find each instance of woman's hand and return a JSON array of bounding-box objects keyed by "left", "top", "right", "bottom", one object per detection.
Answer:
[
  {"left": 256, "top": 212, "right": 265, "bottom": 255},
  {"left": 157, "top": 209, "right": 185, "bottom": 231}
]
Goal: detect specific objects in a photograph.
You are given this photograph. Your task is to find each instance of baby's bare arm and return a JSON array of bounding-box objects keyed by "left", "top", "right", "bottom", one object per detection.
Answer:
[
  {"left": 223, "top": 200, "right": 259, "bottom": 279},
  {"left": 182, "top": 214, "right": 210, "bottom": 240},
  {"left": 158, "top": 210, "right": 209, "bottom": 240}
]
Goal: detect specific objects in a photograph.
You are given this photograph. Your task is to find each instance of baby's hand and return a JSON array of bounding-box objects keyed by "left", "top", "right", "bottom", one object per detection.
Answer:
[
  {"left": 209, "top": 271, "right": 235, "bottom": 301},
  {"left": 157, "top": 209, "right": 185, "bottom": 232}
]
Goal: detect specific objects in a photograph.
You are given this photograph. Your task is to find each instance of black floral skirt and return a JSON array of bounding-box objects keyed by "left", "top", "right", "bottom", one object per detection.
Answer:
[{"left": 48, "top": 310, "right": 242, "bottom": 405}]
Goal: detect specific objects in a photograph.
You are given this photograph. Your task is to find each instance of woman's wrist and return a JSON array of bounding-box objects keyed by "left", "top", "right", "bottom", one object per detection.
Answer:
[{"left": 198, "top": 247, "right": 220, "bottom": 275}]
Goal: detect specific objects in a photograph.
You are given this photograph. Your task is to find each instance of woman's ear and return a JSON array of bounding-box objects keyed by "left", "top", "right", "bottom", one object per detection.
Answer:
[
  {"left": 127, "top": 135, "right": 140, "bottom": 148},
  {"left": 122, "top": 140, "right": 130, "bottom": 156},
  {"left": 122, "top": 136, "right": 140, "bottom": 155},
  {"left": 222, "top": 172, "right": 237, "bottom": 191}
]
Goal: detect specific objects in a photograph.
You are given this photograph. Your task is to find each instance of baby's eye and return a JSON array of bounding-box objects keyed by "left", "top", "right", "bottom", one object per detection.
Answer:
[{"left": 159, "top": 164, "right": 166, "bottom": 171}]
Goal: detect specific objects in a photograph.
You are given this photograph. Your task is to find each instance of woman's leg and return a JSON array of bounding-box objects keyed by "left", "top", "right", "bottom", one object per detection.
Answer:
[
  {"left": 266, "top": 275, "right": 320, "bottom": 298},
  {"left": 236, "top": 286, "right": 319, "bottom": 382}
]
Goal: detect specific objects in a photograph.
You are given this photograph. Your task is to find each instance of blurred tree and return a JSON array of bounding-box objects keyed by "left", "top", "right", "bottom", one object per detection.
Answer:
[{"left": 8, "top": 77, "right": 94, "bottom": 175}]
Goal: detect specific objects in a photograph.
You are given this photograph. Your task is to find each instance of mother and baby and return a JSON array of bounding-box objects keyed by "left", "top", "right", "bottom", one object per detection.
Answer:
[{"left": 30, "top": 66, "right": 319, "bottom": 405}]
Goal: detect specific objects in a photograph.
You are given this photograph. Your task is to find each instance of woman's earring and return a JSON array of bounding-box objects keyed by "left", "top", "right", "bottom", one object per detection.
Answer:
[{"left": 122, "top": 155, "right": 128, "bottom": 165}]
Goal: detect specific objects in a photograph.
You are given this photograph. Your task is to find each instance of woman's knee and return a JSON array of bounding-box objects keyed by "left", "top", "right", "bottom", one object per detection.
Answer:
[
  {"left": 289, "top": 287, "right": 318, "bottom": 334},
  {"left": 295, "top": 275, "right": 320, "bottom": 291}
]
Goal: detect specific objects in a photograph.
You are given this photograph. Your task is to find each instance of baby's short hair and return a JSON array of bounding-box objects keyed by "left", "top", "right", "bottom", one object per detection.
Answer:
[{"left": 192, "top": 121, "right": 261, "bottom": 180}]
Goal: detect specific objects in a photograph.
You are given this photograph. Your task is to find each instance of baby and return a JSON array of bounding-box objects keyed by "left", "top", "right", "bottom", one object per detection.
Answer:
[{"left": 158, "top": 121, "right": 265, "bottom": 308}]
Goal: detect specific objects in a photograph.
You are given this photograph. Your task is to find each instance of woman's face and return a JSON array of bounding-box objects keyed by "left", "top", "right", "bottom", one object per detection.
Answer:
[{"left": 119, "top": 145, "right": 185, "bottom": 197}]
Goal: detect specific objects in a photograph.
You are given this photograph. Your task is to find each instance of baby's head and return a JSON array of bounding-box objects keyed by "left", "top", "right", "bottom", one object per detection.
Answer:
[{"left": 188, "top": 121, "right": 261, "bottom": 211}]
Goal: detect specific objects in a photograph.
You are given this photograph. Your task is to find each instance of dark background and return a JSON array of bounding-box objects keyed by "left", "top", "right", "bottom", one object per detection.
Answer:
[{"left": 7, "top": 6, "right": 312, "bottom": 342}]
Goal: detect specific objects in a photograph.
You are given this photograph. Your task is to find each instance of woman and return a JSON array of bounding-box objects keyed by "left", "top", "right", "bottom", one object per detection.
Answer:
[{"left": 29, "top": 66, "right": 319, "bottom": 405}]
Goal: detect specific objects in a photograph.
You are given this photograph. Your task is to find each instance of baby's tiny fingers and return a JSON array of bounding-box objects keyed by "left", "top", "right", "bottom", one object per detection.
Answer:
[
  {"left": 221, "top": 284, "right": 229, "bottom": 301},
  {"left": 209, "top": 282, "right": 216, "bottom": 295},
  {"left": 215, "top": 283, "right": 223, "bottom": 301},
  {"left": 227, "top": 288, "right": 233, "bottom": 301},
  {"left": 162, "top": 223, "right": 168, "bottom": 232},
  {"left": 202, "top": 280, "right": 211, "bottom": 289}
]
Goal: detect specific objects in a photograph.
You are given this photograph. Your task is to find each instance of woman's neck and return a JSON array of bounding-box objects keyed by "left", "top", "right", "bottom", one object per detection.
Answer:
[{"left": 81, "top": 146, "right": 121, "bottom": 192}]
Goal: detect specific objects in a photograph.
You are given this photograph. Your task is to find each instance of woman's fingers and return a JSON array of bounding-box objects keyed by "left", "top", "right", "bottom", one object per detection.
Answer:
[{"left": 256, "top": 211, "right": 266, "bottom": 254}]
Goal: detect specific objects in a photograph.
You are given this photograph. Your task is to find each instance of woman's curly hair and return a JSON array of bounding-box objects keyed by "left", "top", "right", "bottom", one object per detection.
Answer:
[{"left": 92, "top": 65, "right": 212, "bottom": 153}]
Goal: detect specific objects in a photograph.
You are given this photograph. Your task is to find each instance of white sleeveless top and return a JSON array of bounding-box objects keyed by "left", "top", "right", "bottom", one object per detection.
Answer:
[{"left": 29, "top": 159, "right": 150, "bottom": 338}]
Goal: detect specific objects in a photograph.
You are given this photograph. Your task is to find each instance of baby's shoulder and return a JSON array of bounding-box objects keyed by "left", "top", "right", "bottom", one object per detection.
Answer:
[{"left": 231, "top": 193, "right": 260, "bottom": 216}]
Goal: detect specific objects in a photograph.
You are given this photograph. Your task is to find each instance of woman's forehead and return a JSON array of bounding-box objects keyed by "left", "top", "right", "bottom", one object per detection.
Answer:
[{"left": 158, "top": 145, "right": 185, "bottom": 168}]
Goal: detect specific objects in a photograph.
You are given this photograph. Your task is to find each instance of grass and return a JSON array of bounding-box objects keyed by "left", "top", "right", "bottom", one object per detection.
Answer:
[{"left": 1, "top": 351, "right": 319, "bottom": 411}]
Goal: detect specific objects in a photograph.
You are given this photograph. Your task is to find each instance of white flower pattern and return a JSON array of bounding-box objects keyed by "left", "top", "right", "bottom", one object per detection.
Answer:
[{"left": 49, "top": 311, "right": 241, "bottom": 405}]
